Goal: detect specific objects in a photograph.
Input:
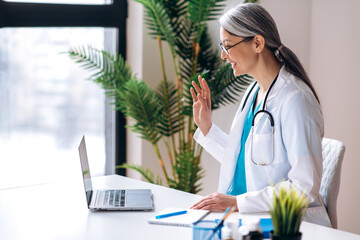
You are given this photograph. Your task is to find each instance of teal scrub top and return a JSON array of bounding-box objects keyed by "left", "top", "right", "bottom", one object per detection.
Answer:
[{"left": 227, "top": 87, "right": 262, "bottom": 196}]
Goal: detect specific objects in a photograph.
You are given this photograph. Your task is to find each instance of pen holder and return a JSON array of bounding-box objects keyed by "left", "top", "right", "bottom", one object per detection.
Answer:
[{"left": 192, "top": 220, "right": 222, "bottom": 240}]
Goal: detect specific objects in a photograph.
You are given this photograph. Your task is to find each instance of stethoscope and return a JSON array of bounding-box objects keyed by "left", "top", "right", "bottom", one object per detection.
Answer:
[{"left": 241, "top": 74, "right": 279, "bottom": 166}]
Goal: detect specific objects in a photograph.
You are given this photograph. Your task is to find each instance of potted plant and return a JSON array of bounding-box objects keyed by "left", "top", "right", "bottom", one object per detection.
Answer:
[
  {"left": 67, "top": 0, "right": 256, "bottom": 193},
  {"left": 269, "top": 186, "right": 309, "bottom": 240}
]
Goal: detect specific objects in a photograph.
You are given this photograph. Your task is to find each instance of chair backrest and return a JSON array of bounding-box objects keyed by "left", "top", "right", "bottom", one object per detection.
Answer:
[{"left": 320, "top": 137, "right": 346, "bottom": 229}]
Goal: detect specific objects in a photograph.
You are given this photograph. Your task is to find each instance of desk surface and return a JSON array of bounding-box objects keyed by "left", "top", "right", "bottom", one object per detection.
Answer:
[{"left": 0, "top": 175, "right": 359, "bottom": 240}]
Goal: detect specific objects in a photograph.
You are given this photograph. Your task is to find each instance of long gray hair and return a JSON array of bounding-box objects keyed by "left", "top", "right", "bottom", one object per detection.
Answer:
[{"left": 220, "top": 3, "right": 320, "bottom": 103}]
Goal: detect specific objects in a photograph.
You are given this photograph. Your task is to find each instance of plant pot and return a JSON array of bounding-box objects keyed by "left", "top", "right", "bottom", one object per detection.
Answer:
[{"left": 270, "top": 231, "right": 302, "bottom": 240}]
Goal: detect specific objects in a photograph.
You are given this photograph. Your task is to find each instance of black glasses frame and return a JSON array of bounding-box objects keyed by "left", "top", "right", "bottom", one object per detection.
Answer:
[{"left": 218, "top": 37, "right": 254, "bottom": 55}]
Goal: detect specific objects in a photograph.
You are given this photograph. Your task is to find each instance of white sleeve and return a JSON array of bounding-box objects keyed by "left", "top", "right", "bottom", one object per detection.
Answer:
[
  {"left": 236, "top": 90, "right": 323, "bottom": 212},
  {"left": 193, "top": 123, "right": 228, "bottom": 163}
]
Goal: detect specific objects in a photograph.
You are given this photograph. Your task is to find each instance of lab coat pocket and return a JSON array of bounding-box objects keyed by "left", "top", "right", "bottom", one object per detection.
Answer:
[
  {"left": 249, "top": 111, "right": 284, "bottom": 165},
  {"left": 250, "top": 132, "right": 274, "bottom": 165}
]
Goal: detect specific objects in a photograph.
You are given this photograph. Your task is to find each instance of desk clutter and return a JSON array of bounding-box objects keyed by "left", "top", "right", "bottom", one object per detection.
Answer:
[
  {"left": 192, "top": 218, "right": 273, "bottom": 240},
  {"left": 148, "top": 207, "right": 273, "bottom": 240}
]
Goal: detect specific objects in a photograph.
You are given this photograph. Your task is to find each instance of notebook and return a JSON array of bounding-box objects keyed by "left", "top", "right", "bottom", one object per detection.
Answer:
[
  {"left": 78, "top": 136, "right": 154, "bottom": 211},
  {"left": 148, "top": 208, "right": 210, "bottom": 227}
]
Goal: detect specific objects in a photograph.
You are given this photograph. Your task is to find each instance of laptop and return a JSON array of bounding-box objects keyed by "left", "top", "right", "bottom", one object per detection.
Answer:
[{"left": 78, "top": 136, "right": 154, "bottom": 211}]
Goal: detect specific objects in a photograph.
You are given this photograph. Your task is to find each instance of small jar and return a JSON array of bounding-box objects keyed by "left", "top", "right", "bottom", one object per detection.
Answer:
[
  {"left": 242, "top": 219, "right": 263, "bottom": 240},
  {"left": 222, "top": 220, "right": 238, "bottom": 240}
]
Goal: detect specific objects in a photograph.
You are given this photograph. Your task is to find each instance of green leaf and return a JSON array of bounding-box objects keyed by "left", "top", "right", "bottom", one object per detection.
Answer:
[
  {"left": 122, "top": 78, "right": 163, "bottom": 144},
  {"left": 156, "top": 80, "right": 182, "bottom": 136},
  {"left": 67, "top": 45, "right": 132, "bottom": 112},
  {"left": 136, "top": 0, "right": 177, "bottom": 55},
  {"left": 159, "top": 0, "right": 188, "bottom": 35},
  {"left": 270, "top": 186, "right": 308, "bottom": 236},
  {"left": 188, "top": 0, "right": 226, "bottom": 41},
  {"left": 168, "top": 148, "right": 204, "bottom": 193}
]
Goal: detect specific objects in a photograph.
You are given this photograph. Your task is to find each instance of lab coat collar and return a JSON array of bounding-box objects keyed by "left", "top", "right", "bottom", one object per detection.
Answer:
[
  {"left": 243, "top": 66, "right": 289, "bottom": 112},
  {"left": 265, "top": 65, "right": 289, "bottom": 103}
]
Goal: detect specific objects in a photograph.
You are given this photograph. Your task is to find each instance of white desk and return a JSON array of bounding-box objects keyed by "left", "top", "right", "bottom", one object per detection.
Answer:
[{"left": 0, "top": 175, "right": 359, "bottom": 240}]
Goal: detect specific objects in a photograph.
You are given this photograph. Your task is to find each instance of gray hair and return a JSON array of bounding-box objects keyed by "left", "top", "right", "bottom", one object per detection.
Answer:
[{"left": 220, "top": 3, "right": 320, "bottom": 103}]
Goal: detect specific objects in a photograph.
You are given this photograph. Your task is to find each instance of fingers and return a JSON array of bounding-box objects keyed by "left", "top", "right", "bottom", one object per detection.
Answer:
[
  {"left": 190, "top": 197, "right": 215, "bottom": 210},
  {"left": 190, "top": 193, "right": 238, "bottom": 212},
  {"left": 190, "top": 193, "right": 218, "bottom": 210},
  {"left": 191, "top": 83, "right": 206, "bottom": 109},
  {"left": 192, "top": 75, "right": 207, "bottom": 95},
  {"left": 198, "top": 75, "right": 211, "bottom": 109},
  {"left": 190, "top": 87, "right": 197, "bottom": 102},
  {"left": 192, "top": 80, "right": 202, "bottom": 95}
]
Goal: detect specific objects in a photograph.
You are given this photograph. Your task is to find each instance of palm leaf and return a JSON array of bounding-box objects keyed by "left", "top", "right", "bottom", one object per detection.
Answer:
[
  {"left": 160, "top": 0, "right": 188, "bottom": 35},
  {"left": 197, "top": 26, "right": 219, "bottom": 76},
  {"left": 176, "top": 21, "right": 219, "bottom": 82},
  {"left": 136, "top": 0, "right": 176, "bottom": 55},
  {"left": 168, "top": 149, "right": 204, "bottom": 193},
  {"left": 188, "top": 0, "right": 226, "bottom": 41},
  {"left": 155, "top": 80, "right": 182, "bottom": 136},
  {"left": 188, "top": 0, "right": 226, "bottom": 23},
  {"left": 68, "top": 45, "right": 132, "bottom": 111},
  {"left": 209, "top": 64, "right": 254, "bottom": 109},
  {"left": 175, "top": 17, "right": 194, "bottom": 61},
  {"left": 121, "top": 77, "right": 162, "bottom": 144}
]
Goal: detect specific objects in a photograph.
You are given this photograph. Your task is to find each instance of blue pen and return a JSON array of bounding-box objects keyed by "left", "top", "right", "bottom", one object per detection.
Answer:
[{"left": 155, "top": 210, "right": 188, "bottom": 219}]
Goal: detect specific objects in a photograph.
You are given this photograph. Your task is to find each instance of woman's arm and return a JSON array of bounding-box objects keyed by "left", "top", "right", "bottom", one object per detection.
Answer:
[
  {"left": 191, "top": 76, "right": 229, "bottom": 163},
  {"left": 194, "top": 123, "right": 228, "bottom": 163}
]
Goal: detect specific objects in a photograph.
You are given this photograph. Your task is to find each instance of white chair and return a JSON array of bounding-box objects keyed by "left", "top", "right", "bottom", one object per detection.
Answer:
[{"left": 320, "top": 137, "right": 346, "bottom": 229}]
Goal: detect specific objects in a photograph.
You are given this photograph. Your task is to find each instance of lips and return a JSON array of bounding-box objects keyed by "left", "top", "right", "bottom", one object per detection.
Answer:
[{"left": 231, "top": 62, "right": 237, "bottom": 68}]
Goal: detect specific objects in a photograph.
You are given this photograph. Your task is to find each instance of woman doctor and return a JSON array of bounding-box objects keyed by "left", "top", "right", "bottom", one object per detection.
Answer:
[{"left": 190, "top": 3, "right": 332, "bottom": 227}]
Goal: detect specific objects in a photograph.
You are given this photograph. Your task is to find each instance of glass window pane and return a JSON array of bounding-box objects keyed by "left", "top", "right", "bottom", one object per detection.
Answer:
[
  {"left": 0, "top": 27, "right": 116, "bottom": 189},
  {"left": 4, "top": 0, "right": 110, "bottom": 5}
]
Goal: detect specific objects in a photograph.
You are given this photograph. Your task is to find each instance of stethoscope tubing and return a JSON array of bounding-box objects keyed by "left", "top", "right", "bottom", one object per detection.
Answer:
[{"left": 243, "top": 74, "right": 279, "bottom": 166}]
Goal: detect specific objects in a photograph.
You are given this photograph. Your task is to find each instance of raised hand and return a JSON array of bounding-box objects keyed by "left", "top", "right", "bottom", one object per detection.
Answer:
[{"left": 190, "top": 75, "right": 212, "bottom": 136}]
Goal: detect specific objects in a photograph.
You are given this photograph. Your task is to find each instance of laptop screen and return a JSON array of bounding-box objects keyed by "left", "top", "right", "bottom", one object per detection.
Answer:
[{"left": 78, "top": 136, "right": 93, "bottom": 207}]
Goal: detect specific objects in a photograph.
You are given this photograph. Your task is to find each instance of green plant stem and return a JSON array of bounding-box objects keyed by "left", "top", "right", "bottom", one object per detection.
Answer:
[
  {"left": 153, "top": 143, "right": 170, "bottom": 185},
  {"left": 164, "top": 139, "right": 175, "bottom": 176},
  {"left": 157, "top": 36, "right": 177, "bottom": 165}
]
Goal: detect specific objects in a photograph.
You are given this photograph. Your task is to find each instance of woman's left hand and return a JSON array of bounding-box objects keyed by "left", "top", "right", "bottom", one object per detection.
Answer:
[{"left": 190, "top": 192, "right": 238, "bottom": 212}]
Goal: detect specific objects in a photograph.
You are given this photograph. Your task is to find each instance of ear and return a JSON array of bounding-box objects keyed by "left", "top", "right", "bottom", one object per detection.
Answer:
[{"left": 253, "top": 35, "right": 265, "bottom": 53}]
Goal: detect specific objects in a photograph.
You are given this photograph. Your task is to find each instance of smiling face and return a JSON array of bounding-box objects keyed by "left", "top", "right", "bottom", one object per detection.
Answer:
[{"left": 219, "top": 27, "right": 259, "bottom": 77}]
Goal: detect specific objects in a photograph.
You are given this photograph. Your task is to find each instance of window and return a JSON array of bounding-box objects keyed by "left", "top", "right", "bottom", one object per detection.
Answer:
[{"left": 0, "top": 0, "right": 127, "bottom": 189}]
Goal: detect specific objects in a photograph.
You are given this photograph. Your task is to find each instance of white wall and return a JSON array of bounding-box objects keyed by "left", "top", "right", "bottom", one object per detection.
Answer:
[
  {"left": 308, "top": 0, "right": 360, "bottom": 234},
  {"left": 126, "top": 0, "right": 360, "bottom": 234}
]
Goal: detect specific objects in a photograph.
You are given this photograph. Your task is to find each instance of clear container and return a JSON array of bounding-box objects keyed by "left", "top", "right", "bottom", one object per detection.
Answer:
[{"left": 192, "top": 220, "right": 222, "bottom": 240}]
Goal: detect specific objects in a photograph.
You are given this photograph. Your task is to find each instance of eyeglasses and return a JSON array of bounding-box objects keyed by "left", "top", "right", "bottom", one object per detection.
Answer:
[{"left": 218, "top": 37, "right": 253, "bottom": 55}]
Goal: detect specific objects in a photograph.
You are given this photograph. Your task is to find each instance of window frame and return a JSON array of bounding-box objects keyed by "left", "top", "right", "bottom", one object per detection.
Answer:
[{"left": 0, "top": 0, "right": 127, "bottom": 176}]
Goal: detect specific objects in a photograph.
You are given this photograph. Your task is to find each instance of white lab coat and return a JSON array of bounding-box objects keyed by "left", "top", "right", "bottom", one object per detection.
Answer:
[{"left": 194, "top": 66, "right": 332, "bottom": 227}]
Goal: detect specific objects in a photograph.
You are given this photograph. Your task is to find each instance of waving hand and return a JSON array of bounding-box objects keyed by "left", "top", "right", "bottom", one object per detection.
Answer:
[{"left": 190, "top": 75, "right": 212, "bottom": 136}]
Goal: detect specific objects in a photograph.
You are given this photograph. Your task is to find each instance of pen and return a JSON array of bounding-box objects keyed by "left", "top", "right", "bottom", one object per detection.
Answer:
[
  {"left": 155, "top": 210, "right": 188, "bottom": 219},
  {"left": 206, "top": 207, "right": 235, "bottom": 240}
]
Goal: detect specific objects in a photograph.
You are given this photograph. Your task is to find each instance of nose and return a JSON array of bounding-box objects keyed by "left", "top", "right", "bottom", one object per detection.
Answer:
[{"left": 220, "top": 49, "right": 227, "bottom": 60}]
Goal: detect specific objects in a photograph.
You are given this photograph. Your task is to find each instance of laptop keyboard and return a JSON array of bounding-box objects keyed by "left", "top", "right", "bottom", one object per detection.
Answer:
[{"left": 96, "top": 190, "right": 126, "bottom": 207}]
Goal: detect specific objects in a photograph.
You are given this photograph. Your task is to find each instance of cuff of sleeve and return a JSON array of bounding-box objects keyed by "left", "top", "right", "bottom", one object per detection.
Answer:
[
  {"left": 235, "top": 193, "right": 271, "bottom": 213},
  {"left": 194, "top": 122, "right": 216, "bottom": 145},
  {"left": 236, "top": 194, "right": 247, "bottom": 213}
]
